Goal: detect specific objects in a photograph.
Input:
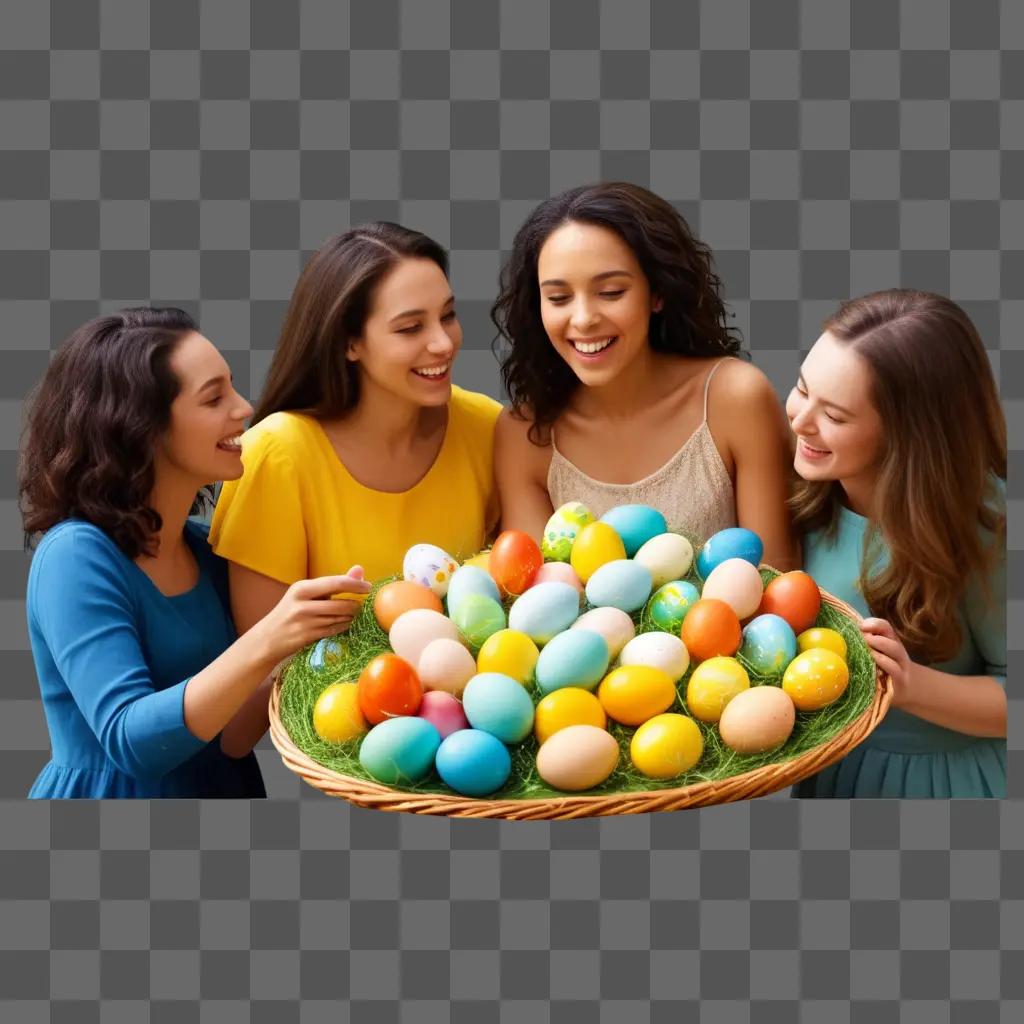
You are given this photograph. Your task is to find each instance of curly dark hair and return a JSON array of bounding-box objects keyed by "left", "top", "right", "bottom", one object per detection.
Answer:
[
  {"left": 491, "top": 181, "right": 744, "bottom": 442},
  {"left": 18, "top": 306, "right": 208, "bottom": 559}
]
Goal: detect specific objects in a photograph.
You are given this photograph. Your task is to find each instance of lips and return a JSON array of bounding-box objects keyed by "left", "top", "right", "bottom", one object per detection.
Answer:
[{"left": 797, "top": 438, "right": 831, "bottom": 457}]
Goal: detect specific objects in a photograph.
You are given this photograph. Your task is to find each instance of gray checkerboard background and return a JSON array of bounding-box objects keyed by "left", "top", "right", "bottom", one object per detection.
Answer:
[{"left": 0, "top": 0, "right": 1021, "bottom": 1018}]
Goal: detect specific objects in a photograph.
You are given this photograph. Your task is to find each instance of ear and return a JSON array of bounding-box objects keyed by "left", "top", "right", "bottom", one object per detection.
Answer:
[
  {"left": 651, "top": 295, "right": 664, "bottom": 314},
  {"left": 345, "top": 337, "right": 361, "bottom": 363}
]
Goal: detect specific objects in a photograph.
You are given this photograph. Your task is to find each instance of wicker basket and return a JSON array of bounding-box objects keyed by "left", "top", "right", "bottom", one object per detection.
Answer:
[{"left": 268, "top": 586, "right": 893, "bottom": 819}]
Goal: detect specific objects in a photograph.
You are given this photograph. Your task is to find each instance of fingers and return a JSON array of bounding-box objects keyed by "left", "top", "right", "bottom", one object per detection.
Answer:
[
  {"left": 292, "top": 574, "right": 371, "bottom": 600},
  {"left": 862, "top": 632, "right": 904, "bottom": 662},
  {"left": 344, "top": 565, "right": 365, "bottom": 579},
  {"left": 869, "top": 649, "right": 901, "bottom": 679},
  {"left": 860, "top": 618, "right": 896, "bottom": 638}
]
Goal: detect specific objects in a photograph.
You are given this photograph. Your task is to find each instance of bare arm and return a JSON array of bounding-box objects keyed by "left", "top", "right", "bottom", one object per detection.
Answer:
[
  {"left": 494, "top": 407, "right": 556, "bottom": 544},
  {"left": 902, "top": 665, "right": 1006, "bottom": 738}
]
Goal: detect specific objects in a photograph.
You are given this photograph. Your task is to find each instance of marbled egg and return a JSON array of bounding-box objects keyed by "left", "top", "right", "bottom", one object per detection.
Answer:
[
  {"left": 403, "top": 543, "right": 459, "bottom": 597},
  {"left": 507, "top": 582, "right": 581, "bottom": 645},
  {"left": 696, "top": 527, "right": 764, "bottom": 580},
  {"left": 618, "top": 631, "right": 690, "bottom": 681},
  {"left": 462, "top": 672, "right": 535, "bottom": 743},
  {"left": 599, "top": 504, "right": 668, "bottom": 557},
  {"left": 535, "top": 629, "right": 610, "bottom": 695},
  {"left": 584, "top": 559, "right": 653, "bottom": 613},
  {"left": 571, "top": 607, "right": 636, "bottom": 659},
  {"left": 541, "top": 501, "right": 594, "bottom": 562},
  {"left": 309, "top": 636, "right": 344, "bottom": 671},
  {"left": 358, "top": 717, "right": 441, "bottom": 785},
  {"left": 446, "top": 565, "right": 501, "bottom": 617},
  {"left": 389, "top": 608, "right": 462, "bottom": 666},
  {"left": 536, "top": 724, "right": 619, "bottom": 791},
  {"left": 634, "top": 532, "right": 694, "bottom": 588},
  {"left": 417, "top": 637, "right": 478, "bottom": 696},
  {"left": 701, "top": 558, "right": 764, "bottom": 620},
  {"left": 647, "top": 580, "right": 701, "bottom": 632},
  {"left": 738, "top": 614, "right": 798, "bottom": 676}
]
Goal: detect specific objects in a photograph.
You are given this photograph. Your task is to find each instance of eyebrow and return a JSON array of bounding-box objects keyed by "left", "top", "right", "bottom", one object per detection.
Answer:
[
  {"left": 539, "top": 270, "right": 634, "bottom": 287},
  {"left": 197, "top": 374, "right": 230, "bottom": 394},
  {"left": 798, "top": 373, "right": 855, "bottom": 417},
  {"left": 388, "top": 294, "right": 455, "bottom": 324}
]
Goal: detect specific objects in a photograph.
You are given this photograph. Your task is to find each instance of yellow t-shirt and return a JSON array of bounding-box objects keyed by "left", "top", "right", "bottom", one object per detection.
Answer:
[{"left": 209, "top": 386, "right": 502, "bottom": 588}]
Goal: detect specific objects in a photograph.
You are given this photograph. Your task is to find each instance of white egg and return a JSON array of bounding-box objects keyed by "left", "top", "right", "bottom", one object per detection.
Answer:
[
  {"left": 403, "top": 543, "right": 459, "bottom": 597},
  {"left": 618, "top": 631, "right": 690, "bottom": 681},
  {"left": 633, "top": 533, "right": 694, "bottom": 589},
  {"left": 701, "top": 558, "right": 764, "bottom": 619}
]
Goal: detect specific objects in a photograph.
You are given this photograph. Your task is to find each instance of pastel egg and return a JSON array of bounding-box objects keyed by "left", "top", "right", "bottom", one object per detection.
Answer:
[
  {"left": 417, "top": 690, "right": 469, "bottom": 738},
  {"left": 358, "top": 716, "right": 441, "bottom": 785},
  {"left": 450, "top": 593, "right": 507, "bottom": 649},
  {"left": 686, "top": 656, "right": 750, "bottom": 723},
  {"left": 739, "top": 614, "right": 798, "bottom": 676},
  {"left": 446, "top": 565, "right": 501, "bottom": 617},
  {"left": 373, "top": 580, "right": 444, "bottom": 632},
  {"left": 597, "top": 664, "right": 677, "bottom": 726},
  {"left": 571, "top": 606, "right": 636, "bottom": 659},
  {"left": 417, "top": 638, "right": 478, "bottom": 697},
  {"left": 719, "top": 685, "right": 796, "bottom": 754},
  {"left": 536, "top": 724, "right": 619, "bottom": 791},
  {"left": 618, "top": 632, "right": 690, "bottom": 681},
  {"left": 309, "top": 636, "right": 345, "bottom": 671},
  {"left": 535, "top": 629, "right": 610, "bottom": 695},
  {"left": 507, "top": 582, "right": 581, "bottom": 645},
  {"left": 782, "top": 648, "right": 849, "bottom": 711},
  {"left": 701, "top": 558, "right": 764, "bottom": 620},
  {"left": 647, "top": 580, "right": 701, "bottom": 632},
  {"left": 599, "top": 504, "right": 668, "bottom": 557},
  {"left": 435, "top": 729, "right": 512, "bottom": 796},
  {"left": 570, "top": 522, "right": 627, "bottom": 583},
  {"left": 630, "top": 713, "right": 704, "bottom": 779},
  {"left": 389, "top": 608, "right": 462, "bottom": 666},
  {"left": 312, "top": 682, "right": 367, "bottom": 743},
  {"left": 476, "top": 629, "right": 539, "bottom": 687},
  {"left": 797, "top": 627, "right": 848, "bottom": 661},
  {"left": 403, "top": 543, "right": 459, "bottom": 597},
  {"left": 534, "top": 688, "right": 607, "bottom": 744},
  {"left": 696, "top": 527, "right": 764, "bottom": 580},
  {"left": 585, "top": 559, "right": 653, "bottom": 613},
  {"left": 541, "top": 501, "right": 594, "bottom": 562},
  {"left": 531, "top": 561, "right": 584, "bottom": 595},
  {"left": 634, "top": 532, "right": 695, "bottom": 588},
  {"left": 462, "top": 672, "right": 535, "bottom": 744}
]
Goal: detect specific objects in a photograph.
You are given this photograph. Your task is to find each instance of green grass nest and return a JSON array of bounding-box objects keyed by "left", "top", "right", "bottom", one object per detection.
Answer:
[{"left": 278, "top": 565, "right": 877, "bottom": 799}]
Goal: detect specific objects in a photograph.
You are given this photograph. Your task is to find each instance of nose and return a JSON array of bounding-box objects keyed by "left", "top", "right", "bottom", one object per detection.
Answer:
[
  {"left": 426, "top": 327, "right": 456, "bottom": 356},
  {"left": 789, "top": 400, "right": 816, "bottom": 436},
  {"left": 234, "top": 393, "right": 254, "bottom": 420},
  {"left": 569, "top": 298, "right": 599, "bottom": 333}
]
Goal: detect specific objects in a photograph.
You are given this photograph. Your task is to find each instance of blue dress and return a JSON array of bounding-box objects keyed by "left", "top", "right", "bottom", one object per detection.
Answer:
[
  {"left": 27, "top": 518, "right": 266, "bottom": 799},
  {"left": 793, "top": 501, "right": 1006, "bottom": 799}
]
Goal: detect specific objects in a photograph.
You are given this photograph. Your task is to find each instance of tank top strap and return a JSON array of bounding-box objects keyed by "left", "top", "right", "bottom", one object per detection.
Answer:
[{"left": 702, "top": 358, "right": 731, "bottom": 424}]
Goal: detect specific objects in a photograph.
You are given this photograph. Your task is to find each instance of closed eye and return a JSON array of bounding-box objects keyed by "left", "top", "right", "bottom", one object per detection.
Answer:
[{"left": 599, "top": 289, "right": 625, "bottom": 299}]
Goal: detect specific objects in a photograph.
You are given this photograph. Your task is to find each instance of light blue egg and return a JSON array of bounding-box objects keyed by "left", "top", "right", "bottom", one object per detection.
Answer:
[
  {"left": 462, "top": 672, "right": 535, "bottom": 744},
  {"left": 309, "top": 637, "right": 343, "bottom": 670},
  {"left": 358, "top": 717, "right": 441, "bottom": 785},
  {"left": 446, "top": 565, "right": 501, "bottom": 618},
  {"left": 647, "top": 580, "right": 701, "bottom": 631},
  {"left": 600, "top": 504, "right": 668, "bottom": 557},
  {"left": 585, "top": 559, "right": 653, "bottom": 613},
  {"left": 696, "top": 527, "right": 764, "bottom": 579},
  {"left": 507, "top": 582, "right": 580, "bottom": 645},
  {"left": 535, "top": 629, "right": 610, "bottom": 695},
  {"left": 435, "top": 729, "right": 512, "bottom": 796},
  {"left": 739, "top": 614, "right": 798, "bottom": 676}
]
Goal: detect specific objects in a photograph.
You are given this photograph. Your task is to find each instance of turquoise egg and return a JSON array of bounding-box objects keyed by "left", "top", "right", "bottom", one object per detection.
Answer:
[
  {"left": 535, "top": 629, "right": 610, "bottom": 695},
  {"left": 446, "top": 565, "right": 501, "bottom": 617},
  {"left": 600, "top": 504, "right": 668, "bottom": 557},
  {"left": 462, "top": 672, "right": 535, "bottom": 743},
  {"left": 508, "top": 582, "right": 580, "bottom": 645},
  {"left": 584, "top": 559, "right": 653, "bottom": 613},
  {"left": 358, "top": 717, "right": 441, "bottom": 785},
  {"left": 647, "top": 580, "right": 701, "bottom": 632},
  {"left": 451, "top": 593, "right": 506, "bottom": 649},
  {"left": 739, "top": 614, "right": 798, "bottom": 676},
  {"left": 696, "top": 527, "right": 764, "bottom": 579},
  {"left": 435, "top": 728, "right": 512, "bottom": 796}
]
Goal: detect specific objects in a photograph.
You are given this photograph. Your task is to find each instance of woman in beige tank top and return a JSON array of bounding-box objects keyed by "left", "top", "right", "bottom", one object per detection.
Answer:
[{"left": 491, "top": 182, "right": 799, "bottom": 570}]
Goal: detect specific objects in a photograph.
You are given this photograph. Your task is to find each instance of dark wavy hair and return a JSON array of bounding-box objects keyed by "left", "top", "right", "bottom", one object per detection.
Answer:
[
  {"left": 19, "top": 306, "right": 206, "bottom": 559},
  {"left": 253, "top": 222, "right": 449, "bottom": 424},
  {"left": 492, "top": 181, "right": 744, "bottom": 441}
]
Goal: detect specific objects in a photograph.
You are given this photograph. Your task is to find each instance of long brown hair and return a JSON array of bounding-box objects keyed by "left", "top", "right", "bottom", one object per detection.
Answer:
[
  {"left": 790, "top": 289, "right": 1006, "bottom": 661},
  {"left": 253, "top": 222, "right": 449, "bottom": 424}
]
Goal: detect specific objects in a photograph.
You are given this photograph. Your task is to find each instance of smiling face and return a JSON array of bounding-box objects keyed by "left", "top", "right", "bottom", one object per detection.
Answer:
[
  {"left": 346, "top": 256, "right": 462, "bottom": 408},
  {"left": 536, "top": 221, "right": 662, "bottom": 386}
]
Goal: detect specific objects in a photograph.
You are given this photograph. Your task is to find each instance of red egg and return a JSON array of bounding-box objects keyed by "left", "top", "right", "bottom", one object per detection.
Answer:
[
  {"left": 680, "top": 598, "right": 742, "bottom": 662},
  {"left": 488, "top": 530, "right": 543, "bottom": 597},
  {"left": 758, "top": 571, "right": 822, "bottom": 635},
  {"left": 357, "top": 653, "right": 423, "bottom": 725}
]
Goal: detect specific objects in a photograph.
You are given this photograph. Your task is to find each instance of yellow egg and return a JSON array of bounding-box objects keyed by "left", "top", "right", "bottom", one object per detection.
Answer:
[
  {"left": 796, "top": 627, "right": 848, "bottom": 661},
  {"left": 312, "top": 682, "right": 367, "bottom": 743},
  {"left": 570, "top": 522, "right": 627, "bottom": 583},
  {"left": 782, "top": 648, "right": 849, "bottom": 711},
  {"left": 534, "top": 688, "right": 607, "bottom": 744},
  {"left": 463, "top": 551, "right": 491, "bottom": 571},
  {"left": 597, "top": 664, "right": 676, "bottom": 726},
  {"left": 476, "top": 628, "right": 540, "bottom": 687},
  {"left": 630, "top": 713, "right": 704, "bottom": 778},
  {"left": 686, "top": 656, "right": 750, "bottom": 723}
]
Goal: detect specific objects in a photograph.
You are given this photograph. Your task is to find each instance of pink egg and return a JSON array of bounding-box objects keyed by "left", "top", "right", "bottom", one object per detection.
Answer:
[
  {"left": 417, "top": 637, "right": 477, "bottom": 697},
  {"left": 418, "top": 690, "right": 469, "bottom": 738},
  {"left": 701, "top": 558, "right": 764, "bottom": 620},
  {"left": 389, "top": 608, "right": 462, "bottom": 665},
  {"left": 532, "top": 561, "right": 584, "bottom": 595}
]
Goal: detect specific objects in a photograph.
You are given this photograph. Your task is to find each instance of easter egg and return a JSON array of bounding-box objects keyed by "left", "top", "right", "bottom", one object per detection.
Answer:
[
  {"left": 634, "top": 532, "right": 694, "bottom": 588},
  {"left": 534, "top": 688, "right": 607, "bottom": 744},
  {"left": 571, "top": 607, "right": 636, "bottom": 659},
  {"left": 476, "top": 629, "right": 539, "bottom": 687},
  {"left": 570, "top": 522, "right": 627, "bottom": 583},
  {"left": 738, "top": 614, "right": 798, "bottom": 676},
  {"left": 680, "top": 598, "right": 742, "bottom": 661},
  {"left": 446, "top": 565, "right": 501, "bottom": 617},
  {"left": 585, "top": 559, "right": 653, "bottom": 613},
  {"left": 373, "top": 580, "right": 444, "bottom": 632},
  {"left": 403, "top": 543, "right": 458, "bottom": 597},
  {"left": 389, "top": 608, "right": 462, "bottom": 666},
  {"left": 686, "top": 656, "right": 750, "bottom": 723},
  {"left": 462, "top": 672, "right": 535, "bottom": 743},
  {"left": 718, "top": 685, "right": 796, "bottom": 754},
  {"left": 357, "top": 653, "right": 423, "bottom": 725},
  {"left": 630, "top": 714, "right": 704, "bottom": 778},
  {"left": 597, "top": 664, "right": 676, "bottom": 726},
  {"left": 508, "top": 582, "right": 580, "bottom": 645},
  {"left": 463, "top": 551, "right": 490, "bottom": 571},
  {"left": 309, "top": 636, "right": 344, "bottom": 671},
  {"left": 417, "top": 690, "right": 469, "bottom": 738},
  {"left": 618, "top": 632, "right": 690, "bottom": 681},
  {"left": 758, "top": 571, "right": 821, "bottom": 635},
  {"left": 599, "top": 504, "right": 668, "bottom": 557},
  {"left": 312, "top": 682, "right": 367, "bottom": 743},
  {"left": 435, "top": 729, "right": 512, "bottom": 796},
  {"left": 536, "top": 724, "right": 619, "bottom": 791},
  {"left": 416, "top": 637, "right": 478, "bottom": 697},
  {"left": 797, "top": 627, "right": 848, "bottom": 661},
  {"left": 647, "top": 580, "right": 701, "bottom": 632},
  {"left": 531, "top": 561, "right": 584, "bottom": 595},
  {"left": 450, "top": 593, "right": 506, "bottom": 649},
  {"left": 782, "top": 648, "right": 849, "bottom": 711},
  {"left": 541, "top": 501, "right": 594, "bottom": 562},
  {"left": 358, "top": 716, "right": 441, "bottom": 785},
  {"left": 488, "top": 529, "right": 543, "bottom": 597},
  {"left": 535, "top": 629, "right": 610, "bottom": 695},
  {"left": 701, "top": 558, "right": 764, "bottom": 620},
  {"left": 696, "top": 527, "right": 764, "bottom": 580}
]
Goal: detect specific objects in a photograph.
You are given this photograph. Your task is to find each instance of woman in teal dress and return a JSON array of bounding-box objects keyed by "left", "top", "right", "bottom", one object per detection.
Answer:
[{"left": 785, "top": 289, "right": 1006, "bottom": 798}]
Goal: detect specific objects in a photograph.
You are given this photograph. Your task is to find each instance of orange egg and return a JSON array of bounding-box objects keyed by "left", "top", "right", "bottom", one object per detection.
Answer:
[
  {"left": 758, "top": 571, "right": 822, "bottom": 635},
  {"left": 488, "top": 529, "right": 543, "bottom": 597},
  {"left": 373, "top": 580, "right": 443, "bottom": 631},
  {"left": 357, "top": 653, "right": 423, "bottom": 724},
  {"left": 680, "top": 598, "right": 742, "bottom": 661}
]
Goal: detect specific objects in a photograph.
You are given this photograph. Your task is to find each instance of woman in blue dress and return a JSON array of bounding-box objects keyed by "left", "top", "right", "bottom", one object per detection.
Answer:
[
  {"left": 19, "top": 308, "right": 370, "bottom": 798},
  {"left": 787, "top": 289, "right": 1006, "bottom": 798}
]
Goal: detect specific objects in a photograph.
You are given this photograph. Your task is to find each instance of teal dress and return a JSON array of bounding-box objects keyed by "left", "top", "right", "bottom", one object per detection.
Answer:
[{"left": 793, "top": 502, "right": 1006, "bottom": 799}]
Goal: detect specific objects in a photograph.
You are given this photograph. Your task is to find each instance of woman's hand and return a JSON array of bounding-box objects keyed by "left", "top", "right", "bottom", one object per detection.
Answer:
[{"left": 860, "top": 617, "right": 914, "bottom": 707}]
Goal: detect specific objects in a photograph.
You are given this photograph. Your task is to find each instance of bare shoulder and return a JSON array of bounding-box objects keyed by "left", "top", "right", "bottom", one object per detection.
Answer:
[
  {"left": 711, "top": 357, "right": 781, "bottom": 406},
  {"left": 495, "top": 406, "right": 552, "bottom": 476}
]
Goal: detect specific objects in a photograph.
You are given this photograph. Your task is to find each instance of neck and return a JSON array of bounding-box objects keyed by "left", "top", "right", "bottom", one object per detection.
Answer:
[
  {"left": 574, "top": 343, "right": 663, "bottom": 418},
  {"left": 839, "top": 474, "right": 876, "bottom": 519},
  {"left": 142, "top": 470, "right": 201, "bottom": 562},
  {"left": 341, "top": 376, "right": 437, "bottom": 451}
]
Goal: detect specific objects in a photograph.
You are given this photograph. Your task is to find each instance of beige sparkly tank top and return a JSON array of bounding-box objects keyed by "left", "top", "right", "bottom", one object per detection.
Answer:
[{"left": 546, "top": 359, "right": 737, "bottom": 546}]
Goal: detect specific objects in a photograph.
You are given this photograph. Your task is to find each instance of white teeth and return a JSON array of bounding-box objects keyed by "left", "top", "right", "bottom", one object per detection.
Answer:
[
  {"left": 572, "top": 338, "right": 614, "bottom": 354},
  {"left": 218, "top": 436, "right": 242, "bottom": 449},
  {"left": 414, "top": 363, "right": 449, "bottom": 377}
]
